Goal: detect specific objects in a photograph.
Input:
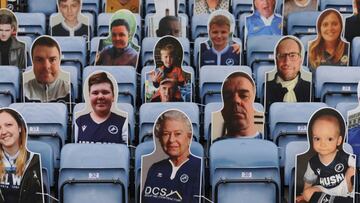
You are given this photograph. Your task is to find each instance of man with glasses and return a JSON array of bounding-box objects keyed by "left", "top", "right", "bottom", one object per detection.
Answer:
[{"left": 265, "top": 36, "right": 311, "bottom": 110}]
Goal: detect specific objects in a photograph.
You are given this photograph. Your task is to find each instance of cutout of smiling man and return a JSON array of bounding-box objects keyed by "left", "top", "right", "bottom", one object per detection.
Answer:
[
  {"left": 246, "top": 0, "right": 282, "bottom": 38},
  {"left": 23, "top": 36, "right": 70, "bottom": 103},
  {"left": 95, "top": 18, "right": 138, "bottom": 68}
]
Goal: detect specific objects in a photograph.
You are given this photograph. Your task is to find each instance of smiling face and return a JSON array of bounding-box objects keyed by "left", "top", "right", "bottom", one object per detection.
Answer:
[
  {"left": 312, "top": 116, "right": 342, "bottom": 159},
  {"left": 0, "top": 24, "right": 13, "bottom": 42},
  {"left": 32, "top": 45, "right": 61, "bottom": 85},
  {"left": 160, "top": 49, "right": 174, "bottom": 68},
  {"left": 221, "top": 75, "right": 255, "bottom": 136},
  {"left": 159, "top": 119, "right": 191, "bottom": 160},
  {"left": 320, "top": 12, "right": 342, "bottom": 44},
  {"left": 111, "top": 25, "right": 129, "bottom": 49},
  {"left": 59, "top": 0, "right": 81, "bottom": 25},
  {"left": 209, "top": 24, "right": 230, "bottom": 51},
  {"left": 276, "top": 38, "right": 302, "bottom": 81},
  {"left": 0, "top": 112, "right": 21, "bottom": 154},
  {"left": 254, "top": 0, "right": 276, "bottom": 18},
  {"left": 89, "top": 82, "right": 114, "bottom": 116}
]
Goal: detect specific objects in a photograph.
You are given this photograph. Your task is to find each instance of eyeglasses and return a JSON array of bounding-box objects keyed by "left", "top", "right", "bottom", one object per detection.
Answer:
[{"left": 276, "top": 52, "right": 300, "bottom": 61}]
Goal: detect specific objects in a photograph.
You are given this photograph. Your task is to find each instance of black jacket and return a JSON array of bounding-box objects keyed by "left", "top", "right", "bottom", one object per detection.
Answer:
[
  {"left": 0, "top": 152, "right": 43, "bottom": 203},
  {"left": 265, "top": 74, "right": 311, "bottom": 111}
]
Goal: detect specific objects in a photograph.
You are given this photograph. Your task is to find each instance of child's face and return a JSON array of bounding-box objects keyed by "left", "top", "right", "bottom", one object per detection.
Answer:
[
  {"left": 312, "top": 118, "right": 342, "bottom": 157},
  {"left": 160, "top": 50, "right": 174, "bottom": 68}
]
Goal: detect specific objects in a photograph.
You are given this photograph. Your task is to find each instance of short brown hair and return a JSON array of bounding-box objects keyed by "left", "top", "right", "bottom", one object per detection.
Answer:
[
  {"left": 88, "top": 72, "right": 114, "bottom": 94},
  {"left": 209, "top": 15, "right": 230, "bottom": 28}
]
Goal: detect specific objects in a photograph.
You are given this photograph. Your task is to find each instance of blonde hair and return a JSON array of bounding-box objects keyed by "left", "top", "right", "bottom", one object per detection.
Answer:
[
  {"left": 0, "top": 109, "right": 28, "bottom": 179},
  {"left": 309, "top": 9, "right": 346, "bottom": 69}
]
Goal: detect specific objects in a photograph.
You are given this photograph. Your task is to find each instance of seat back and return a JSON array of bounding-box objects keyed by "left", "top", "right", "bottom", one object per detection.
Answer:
[
  {"left": 315, "top": 66, "right": 360, "bottom": 107},
  {"left": 0, "top": 66, "right": 19, "bottom": 107},
  {"left": 54, "top": 36, "right": 87, "bottom": 70},
  {"left": 210, "top": 139, "right": 280, "bottom": 203},
  {"left": 10, "top": 103, "right": 68, "bottom": 168},
  {"left": 15, "top": 13, "right": 46, "bottom": 40},
  {"left": 59, "top": 143, "right": 129, "bottom": 203},
  {"left": 287, "top": 11, "right": 320, "bottom": 37}
]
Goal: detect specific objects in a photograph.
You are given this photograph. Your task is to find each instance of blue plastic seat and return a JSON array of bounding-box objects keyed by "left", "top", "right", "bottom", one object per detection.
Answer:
[
  {"left": 27, "top": 0, "right": 57, "bottom": 16},
  {"left": 191, "top": 13, "right": 209, "bottom": 40},
  {"left": 15, "top": 13, "right": 46, "bottom": 40},
  {"left": 232, "top": 0, "right": 253, "bottom": 19},
  {"left": 61, "top": 66, "right": 79, "bottom": 102},
  {"left": 199, "top": 66, "right": 252, "bottom": 104},
  {"left": 144, "top": 0, "right": 186, "bottom": 14},
  {"left": 351, "top": 37, "right": 360, "bottom": 66},
  {"left": 320, "top": 0, "right": 353, "bottom": 13},
  {"left": 335, "top": 102, "right": 358, "bottom": 119},
  {"left": 139, "top": 103, "right": 200, "bottom": 142},
  {"left": 53, "top": 36, "right": 87, "bottom": 72},
  {"left": 0, "top": 66, "right": 19, "bottom": 107},
  {"left": 315, "top": 66, "right": 360, "bottom": 107},
  {"left": 27, "top": 140, "right": 54, "bottom": 198},
  {"left": 246, "top": 35, "right": 282, "bottom": 76},
  {"left": 210, "top": 139, "right": 281, "bottom": 203},
  {"left": 58, "top": 143, "right": 129, "bottom": 203},
  {"left": 83, "top": 66, "right": 137, "bottom": 106},
  {"left": 287, "top": 11, "right": 320, "bottom": 37},
  {"left": 82, "top": 0, "right": 101, "bottom": 16},
  {"left": 10, "top": 103, "right": 68, "bottom": 168}
]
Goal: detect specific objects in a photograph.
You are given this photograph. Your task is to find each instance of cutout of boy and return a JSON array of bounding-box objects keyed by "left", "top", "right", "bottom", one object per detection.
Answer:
[
  {"left": 296, "top": 108, "right": 355, "bottom": 203},
  {"left": 150, "top": 43, "right": 185, "bottom": 102},
  {"left": 0, "top": 9, "right": 25, "bottom": 70},
  {"left": 200, "top": 12, "right": 240, "bottom": 67},
  {"left": 51, "top": 0, "right": 90, "bottom": 39}
]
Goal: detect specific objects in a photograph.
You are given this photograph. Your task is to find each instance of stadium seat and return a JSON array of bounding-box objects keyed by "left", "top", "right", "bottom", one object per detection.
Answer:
[
  {"left": 144, "top": 0, "right": 186, "bottom": 14},
  {"left": 320, "top": 0, "right": 353, "bottom": 13},
  {"left": 194, "top": 37, "right": 208, "bottom": 70},
  {"left": 97, "top": 13, "right": 142, "bottom": 42},
  {"left": 269, "top": 102, "right": 328, "bottom": 166},
  {"left": 351, "top": 37, "right": 360, "bottom": 66},
  {"left": 58, "top": 143, "right": 129, "bottom": 203},
  {"left": 232, "top": 0, "right": 253, "bottom": 19},
  {"left": 238, "top": 13, "right": 248, "bottom": 45},
  {"left": 72, "top": 102, "right": 135, "bottom": 144},
  {"left": 140, "top": 65, "right": 195, "bottom": 103},
  {"left": 89, "top": 37, "right": 102, "bottom": 65},
  {"left": 335, "top": 102, "right": 358, "bottom": 120},
  {"left": 27, "top": 0, "right": 57, "bottom": 16},
  {"left": 27, "top": 140, "right": 54, "bottom": 198},
  {"left": 83, "top": 66, "right": 137, "bottom": 106},
  {"left": 191, "top": 13, "right": 209, "bottom": 40},
  {"left": 15, "top": 13, "right": 46, "bottom": 40},
  {"left": 210, "top": 139, "right": 281, "bottom": 203},
  {"left": 140, "top": 37, "right": 190, "bottom": 67},
  {"left": 199, "top": 65, "right": 252, "bottom": 104},
  {"left": 286, "top": 11, "right": 320, "bottom": 37},
  {"left": 135, "top": 140, "right": 204, "bottom": 203},
  {"left": 139, "top": 103, "right": 200, "bottom": 142},
  {"left": 314, "top": 66, "right": 360, "bottom": 107},
  {"left": 17, "top": 36, "right": 33, "bottom": 66},
  {"left": 53, "top": 36, "right": 88, "bottom": 72},
  {"left": 255, "top": 65, "right": 274, "bottom": 102},
  {"left": 82, "top": 0, "right": 101, "bottom": 16},
  {"left": 0, "top": 66, "right": 19, "bottom": 107},
  {"left": 246, "top": 35, "right": 281, "bottom": 76},
  {"left": 299, "top": 34, "right": 317, "bottom": 66},
  {"left": 62, "top": 66, "right": 79, "bottom": 102},
  {"left": 10, "top": 103, "right": 68, "bottom": 168}
]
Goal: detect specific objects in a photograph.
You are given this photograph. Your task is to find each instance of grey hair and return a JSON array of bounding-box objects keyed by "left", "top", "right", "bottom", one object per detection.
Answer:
[{"left": 155, "top": 110, "right": 192, "bottom": 137}]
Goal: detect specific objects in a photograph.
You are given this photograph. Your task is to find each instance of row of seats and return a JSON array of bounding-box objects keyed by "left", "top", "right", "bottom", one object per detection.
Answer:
[
  {"left": 28, "top": 138, "right": 356, "bottom": 203},
  {"left": 2, "top": 64, "right": 360, "bottom": 108}
]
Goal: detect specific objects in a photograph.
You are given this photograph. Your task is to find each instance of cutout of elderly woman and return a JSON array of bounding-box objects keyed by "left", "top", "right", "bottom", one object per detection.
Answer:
[
  {"left": 308, "top": 9, "right": 349, "bottom": 71},
  {"left": 0, "top": 108, "right": 44, "bottom": 203},
  {"left": 141, "top": 110, "right": 202, "bottom": 203}
]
